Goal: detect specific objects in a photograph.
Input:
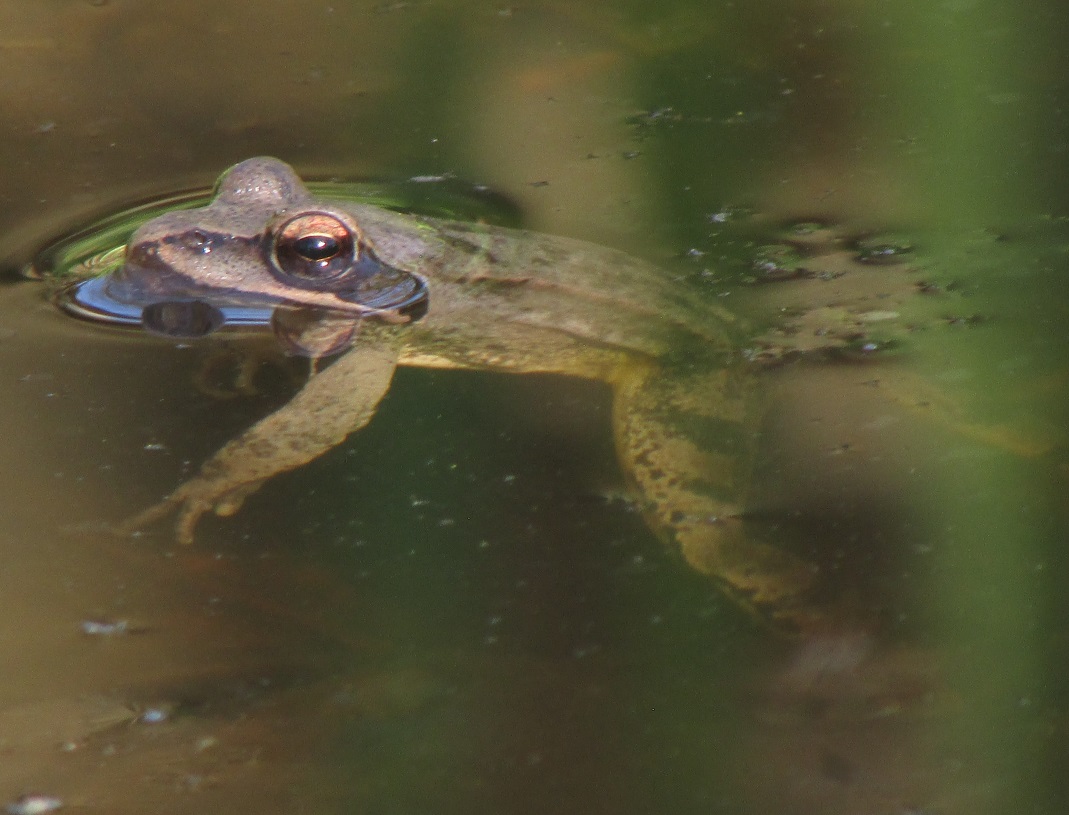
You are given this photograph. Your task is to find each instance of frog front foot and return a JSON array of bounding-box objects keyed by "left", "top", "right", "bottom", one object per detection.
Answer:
[
  {"left": 118, "top": 334, "right": 401, "bottom": 544},
  {"left": 117, "top": 477, "right": 266, "bottom": 545}
]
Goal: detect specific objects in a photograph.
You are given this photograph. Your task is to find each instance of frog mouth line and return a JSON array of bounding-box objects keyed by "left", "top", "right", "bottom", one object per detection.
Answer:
[{"left": 55, "top": 268, "right": 429, "bottom": 340}]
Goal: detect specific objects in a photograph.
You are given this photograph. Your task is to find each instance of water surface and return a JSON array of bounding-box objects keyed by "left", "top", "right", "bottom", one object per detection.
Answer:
[{"left": 1, "top": 1, "right": 1068, "bottom": 813}]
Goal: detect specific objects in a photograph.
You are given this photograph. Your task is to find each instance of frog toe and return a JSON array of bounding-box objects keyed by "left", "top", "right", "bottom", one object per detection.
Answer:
[
  {"left": 211, "top": 481, "right": 265, "bottom": 518},
  {"left": 173, "top": 498, "right": 213, "bottom": 545},
  {"left": 115, "top": 494, "right": 184, "bottom": 539},
  {"left": 116, "top": 481, "right": 221, "bottom": 544},
  {"left": 170, "top": 479, "right": 264, "bottom": 543}
]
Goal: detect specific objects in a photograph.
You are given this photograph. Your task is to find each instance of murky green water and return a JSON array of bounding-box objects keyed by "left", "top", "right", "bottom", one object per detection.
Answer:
[{"left": 1, "top": 1, "right": 1068, "bottom": 813}]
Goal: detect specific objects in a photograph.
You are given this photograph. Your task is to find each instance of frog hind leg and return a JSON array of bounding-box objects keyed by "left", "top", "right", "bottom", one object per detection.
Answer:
[
  {"left": 119, "top": 331, "right": 401, "bottom": 544},
  {"left": 613, "top": 362, "right": 825, "bottom": 635}
]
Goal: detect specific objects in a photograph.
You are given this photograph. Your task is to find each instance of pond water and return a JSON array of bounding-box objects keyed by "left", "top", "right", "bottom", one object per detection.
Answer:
[{"left": 1, "top": 1, "right": 1068, "bottom": 813}]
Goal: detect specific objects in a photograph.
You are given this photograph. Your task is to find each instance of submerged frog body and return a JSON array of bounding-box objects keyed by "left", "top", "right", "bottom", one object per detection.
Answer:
[{"left": 65, "top": 157, "right": 824, "bottom": 632}]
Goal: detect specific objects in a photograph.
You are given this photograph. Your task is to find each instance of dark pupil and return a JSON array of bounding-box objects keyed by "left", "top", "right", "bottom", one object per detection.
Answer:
[{"left": 294, "top": 234, "right": 340, "bottom": 261}]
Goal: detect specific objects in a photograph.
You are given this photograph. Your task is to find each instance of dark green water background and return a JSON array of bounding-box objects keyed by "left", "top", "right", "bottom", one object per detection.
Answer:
[{"left": 0, "top": 1, "right": 1068, "bottom": 813}]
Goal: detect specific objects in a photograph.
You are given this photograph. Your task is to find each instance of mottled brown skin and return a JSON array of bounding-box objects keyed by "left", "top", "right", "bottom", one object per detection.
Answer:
[{"left": 119, "top": 157, "right": 820, "bottom": 632}]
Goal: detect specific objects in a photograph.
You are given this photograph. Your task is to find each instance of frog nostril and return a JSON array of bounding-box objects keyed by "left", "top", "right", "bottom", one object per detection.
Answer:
[{"left": 185, "top": 229, "right": 213, "bottom": 254}]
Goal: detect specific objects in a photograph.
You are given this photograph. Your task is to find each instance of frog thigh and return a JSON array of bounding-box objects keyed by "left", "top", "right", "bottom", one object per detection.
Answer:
[
  {"left": 122, "top": 329, "right": 402, "bottom": 544},
  {"left": 612, "top": 362, "right": 821, "bottom": 633}
]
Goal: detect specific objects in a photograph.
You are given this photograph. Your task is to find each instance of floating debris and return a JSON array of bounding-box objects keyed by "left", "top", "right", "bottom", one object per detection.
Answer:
[
  {"left": 138, "top": 706, "right": 171, "bottom": 725},
  {"left": 750, "top": 244, "right": 812, "bottom": 282},
  {"left": 79, "top": 618, "right": 147, "bottom": 636},
  {"left": 705, "top": 204, "right": 752, "bottom": 224},
  {"left": 408, "top": 172, "right": 455, "bottom": 184},
  {"left": 786, "top": 221, "right": 827, "bottom": 237},
  {"left": 854, "top": 236, "right": 914, "bottom": 265},
  {"left": 943, "top": 313, "right": 987, "bottom": 327},
  {"left": 79, "top": 618, "right": 129, "bottom": 636},
  {"left": 6, "top": 795, "right": 62, "bottom": 815}
]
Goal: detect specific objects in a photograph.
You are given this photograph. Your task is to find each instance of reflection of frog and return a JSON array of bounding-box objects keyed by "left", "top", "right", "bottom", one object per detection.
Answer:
[{"left": 59, "top": 157, "right": 831, "bottom": 632}]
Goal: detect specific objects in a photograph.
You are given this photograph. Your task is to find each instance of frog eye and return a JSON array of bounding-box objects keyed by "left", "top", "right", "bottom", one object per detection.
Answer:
[{"left": 271, "top": 212, "right": 358, "bottom": 280}]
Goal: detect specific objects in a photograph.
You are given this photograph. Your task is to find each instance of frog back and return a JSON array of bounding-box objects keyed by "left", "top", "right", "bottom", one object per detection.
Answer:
[{"left": 349, "top": 205, "right": 737, "bottom": 360}]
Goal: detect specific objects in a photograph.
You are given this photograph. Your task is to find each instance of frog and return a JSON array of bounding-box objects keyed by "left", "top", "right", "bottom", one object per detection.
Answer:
[{"left": 58, "top": 156, "right": 829, "bottom": 634}]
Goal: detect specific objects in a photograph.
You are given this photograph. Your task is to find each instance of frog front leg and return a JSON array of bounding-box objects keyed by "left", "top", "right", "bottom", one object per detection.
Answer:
[
  {"left": 613, "top": 362, "right": 824, "bottom": 635},
  {"left": 121, "top": 329, "right": 402, "bottom": 544}
]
